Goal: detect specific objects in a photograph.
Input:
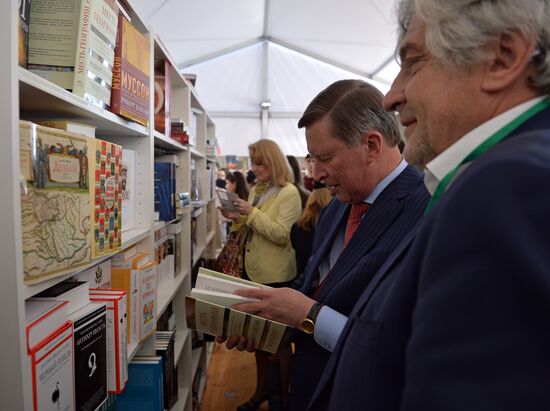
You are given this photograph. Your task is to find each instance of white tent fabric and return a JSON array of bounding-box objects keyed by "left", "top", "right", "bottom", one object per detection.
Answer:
[{"left": 129, "top": 0, "right": 400, "bottom": 156}]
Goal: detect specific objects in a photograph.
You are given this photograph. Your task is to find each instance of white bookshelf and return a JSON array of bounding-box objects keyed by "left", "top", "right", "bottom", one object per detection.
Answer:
[{"left": 3, "top": 1, "right": 219, "bottom": 409}]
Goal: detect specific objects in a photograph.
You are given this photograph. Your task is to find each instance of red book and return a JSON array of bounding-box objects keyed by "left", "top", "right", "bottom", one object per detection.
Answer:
[{"left": 110, "top": 14, "right": 150, "bottom": 126}]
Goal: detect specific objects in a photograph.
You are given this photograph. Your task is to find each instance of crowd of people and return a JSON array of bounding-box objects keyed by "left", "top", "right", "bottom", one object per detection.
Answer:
[{"left": 212, "top": 0, "right": 550, "bottom": 410}]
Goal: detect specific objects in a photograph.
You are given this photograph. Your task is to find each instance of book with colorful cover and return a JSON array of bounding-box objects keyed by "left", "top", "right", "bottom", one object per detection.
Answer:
[
  {"left": 138, "top": 261, "right": 157, "bottom": 342},
  {"left": 90, "top": 139, "right": 122, "bottom": 258},
  {"left": 28, "top": 0, "right": 80, "bottom": 89},
  {"left": 110, "top": 14, "right": 150, "bottom": 126},
  {"left": 72, "top": 0, "right": 119, "bottom": 109},
  {"left": 19, "top": 121, "right": 92, "bottom": 284}
]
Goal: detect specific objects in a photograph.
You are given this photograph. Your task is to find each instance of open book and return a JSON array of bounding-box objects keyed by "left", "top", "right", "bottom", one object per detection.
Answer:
[{"left": 186, "top": 268, "right": 291, "bottom": 353}]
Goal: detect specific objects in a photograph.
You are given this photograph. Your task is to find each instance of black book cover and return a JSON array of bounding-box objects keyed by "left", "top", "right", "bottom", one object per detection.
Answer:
[{"left": 73, "top": 304, "right": 108, "bottom": 411}]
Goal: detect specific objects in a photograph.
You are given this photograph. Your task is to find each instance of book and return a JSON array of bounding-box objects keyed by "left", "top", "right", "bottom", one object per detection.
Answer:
[
  {"left": 25, "top": 300, "right": 70, "bottom": 354},
  {"left": 29, "top": 322, "right": 75, "bottom": 411},
  {"left": 154, "top": 60, "right": 171, "bottom": 136},
  {"left": 121, "top": 148, "right": 135, "bottom": 232},
  {"left": 19, "top": 121, "right": 92, "bottom": 284},
  {"left": 116, "top": 357, "right": 164, "bottom": 411},
  {"left": 28, "top": 0, "right": 80, "bottom": 89},
  {"left": 72, "top": 0, "right": 119, "bottom": 109},
  {"left": 186, "top": 268, "right": 289, "bottom": 353},
  {"left": 154, "top": 331, "right": 178, "bottom": 410},
  {"left": 89, "top": 290, "right": 128, "bottom": 394},
  {"left": 137, "top": 260, "right": 157, "bottom": 342},
  {"left": 90, "top": 139, "right": 122, "bottom": 258},
  {"left": 32, "top": 281, "right": 90, "bottom": 315},
  {"left": 110, "top": 14, "right": 150, "bottom": 126},
  {"left": 154, "top": 162, "right": 176, "bottom": 221},
  {"left": 18, "top": 0, "right": 31, "bottom": 67},
  {"left": 36, "top": 120, "right": 97, "bottom": 138},
  {"left": 111, "top": 259, "right": 140, "bottom": 344},
  {"left": 110, "top": 244, "right": 138, "bottom": 266},
  {"left": 71, "top": 259, "right": 112, "bottom": 289},
  {"left": 69, "top": 302, "right": 108, "bottom": 411}
]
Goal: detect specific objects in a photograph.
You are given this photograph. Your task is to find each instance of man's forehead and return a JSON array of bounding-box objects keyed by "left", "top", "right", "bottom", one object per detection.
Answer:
[{"left": 398, "top": 16, "right": 426, "bottom": 59}]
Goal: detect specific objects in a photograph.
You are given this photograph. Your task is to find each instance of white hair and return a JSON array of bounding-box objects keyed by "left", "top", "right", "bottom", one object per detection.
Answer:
[{"left": 397, "top": 0, "right": 550, "bottom": 94}]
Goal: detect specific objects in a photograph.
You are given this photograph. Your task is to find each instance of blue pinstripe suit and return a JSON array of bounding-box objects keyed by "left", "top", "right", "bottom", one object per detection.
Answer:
[
  {"left": 289, "top": 165, "right": 430, "bottom": 411},
  {"left": 308, "top": 107, "right": 550, "bottom": 411}
]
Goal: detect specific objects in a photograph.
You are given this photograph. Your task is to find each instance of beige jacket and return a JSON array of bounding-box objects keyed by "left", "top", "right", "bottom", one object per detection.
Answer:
[{"left": 232, "top": 183, "right": 301, "bottom": 284}]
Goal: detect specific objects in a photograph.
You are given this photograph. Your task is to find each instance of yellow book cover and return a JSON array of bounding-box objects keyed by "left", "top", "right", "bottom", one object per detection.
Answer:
[
  {"left": 90, "top": 139, "right": 122, "bottom": 258},
  {"left": 110, "top": 14, "right": 150, "bottom": 126},
  {"left": 19, "top": 121, "right": 92, "bottom": 284},
  {"left": 111, "top": 266, "right": 139, "bottom": 344},
  {"left": 137, "top": 261, "right": 157, "bottom": 342}
]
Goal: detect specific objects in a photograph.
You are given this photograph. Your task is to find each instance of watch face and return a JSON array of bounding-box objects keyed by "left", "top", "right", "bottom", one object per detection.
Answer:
[{"left": 301, "top": 318, "right": 314, "bottom": 334}]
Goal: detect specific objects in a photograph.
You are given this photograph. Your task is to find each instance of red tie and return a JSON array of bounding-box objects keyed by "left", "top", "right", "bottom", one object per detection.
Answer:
[
  {"left": 344, "top": 203, "right": 371, "bottom": 247},
  {"left": 310, "top": 202, "right": 370, "bottom": 299}
]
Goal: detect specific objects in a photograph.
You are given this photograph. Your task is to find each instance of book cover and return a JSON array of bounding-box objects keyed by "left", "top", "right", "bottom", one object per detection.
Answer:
[
  {"left": 71, "top": 259, "right": 112, "bottom": 289},
  {"left": 120, "top": 148, "right": 135, "bottom": 232},
  {"left": 32, "top": 281, "right": 90, "bottom": 315},
  {"left": 111, "top": 264, "right": 139, "bottom": 344},
  {"left": 138, "top": 261, "right": 157, "bottom": 342},
  {"left": 69, "top": 302, "right": 108, "bottom": 411},
  {"left": 110, "top": 244, "right": 138, "bottom": 266},
  {"left": 154, "top": 332, "right": 178, "bottom": 410},
  {"left": 19, "top": 121, "right": 92, "bottom": 284},
  {"left": 29, "top": 323, "right": 75, "bottom": 411},
  {"left": 186, "top": 268, "right": 288, "bottom": 353},
  {"left": 28, "top": 0, "right": 80, "bottom": 89},
  {"left": 110, "top": 14, "right": 150, "bottom": 126},
  {"left": 116, "top": 358, "right": 164, "bottom": 411},
  {"left": 89, "top": 291, "right": 128, "bottom": 393},
  {"left": 25, "top": 300, "right": 69, "bottom": 354},
  {"left": 73, "top": 0, "right": 119, "bottom": 109},
  {"left": 18, "top": 0, "right": 31, "bottom": 67},
  {"left": 37, "top": 120, "right": 97, "bottom": 138},
  {"left": 154, "top": 162, "right": 175, "bottom": 221},
  {"left": 154, "top": 60, "right": 171, "bottom": 136},
  {"left": 90, "top": 139, "right": 122, "bottom": 258}
]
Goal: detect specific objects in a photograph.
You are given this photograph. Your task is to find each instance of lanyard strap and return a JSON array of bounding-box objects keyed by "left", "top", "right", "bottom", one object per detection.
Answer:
[{"left": 426, "top": 98, "right": 549, "bottom": 212}]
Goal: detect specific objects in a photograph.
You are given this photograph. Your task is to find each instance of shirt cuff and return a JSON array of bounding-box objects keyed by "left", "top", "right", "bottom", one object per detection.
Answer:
[{"left": 313, "top": 306, "right": 348, "bottom": 352}]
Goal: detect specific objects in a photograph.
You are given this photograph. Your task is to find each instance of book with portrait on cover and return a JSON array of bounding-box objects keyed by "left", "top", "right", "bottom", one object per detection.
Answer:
[{"left": 186, "top": 268, "right": 291, "bottom": 353}]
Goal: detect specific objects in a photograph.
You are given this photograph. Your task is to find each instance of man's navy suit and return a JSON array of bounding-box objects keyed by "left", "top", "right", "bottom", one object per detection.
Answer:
[
  {"left": 308, "top": 107, "right": 550, "bottom": 411},
  {"left": 289, "top": 164, "right": 430, "bottom": 411}
]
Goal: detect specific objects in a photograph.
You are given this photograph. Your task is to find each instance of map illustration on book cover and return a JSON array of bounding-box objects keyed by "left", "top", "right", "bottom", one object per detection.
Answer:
[
  {"left": 19, "top": 121, "right": 92, "bottom": 285},
  {"left": 90, "top": 139, "right": 122, "bottom": 258}
]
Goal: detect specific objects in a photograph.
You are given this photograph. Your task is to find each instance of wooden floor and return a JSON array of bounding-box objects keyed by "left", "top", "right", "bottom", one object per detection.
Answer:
[{"left": 200, "top": 344, "right": 269, "bottom": 411}]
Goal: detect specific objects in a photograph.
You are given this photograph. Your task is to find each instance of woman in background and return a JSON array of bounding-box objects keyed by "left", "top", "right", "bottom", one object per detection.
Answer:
[
  {"left": 286, "top": 155, "right": 310, "bottom": 210},
  {"left": 226, "top": 170, "right": 249, "bottom": 201},
  {"left": 291, "top": 181, "right": 332, "bottom": 275},
  {"left": 221, "top": 139, "right": 301, "bottom": 411}
]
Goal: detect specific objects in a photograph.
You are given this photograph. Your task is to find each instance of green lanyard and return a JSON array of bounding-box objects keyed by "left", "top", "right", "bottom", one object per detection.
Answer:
[{"left": 425, "top": 98, "right": 549, "bottom": 213}]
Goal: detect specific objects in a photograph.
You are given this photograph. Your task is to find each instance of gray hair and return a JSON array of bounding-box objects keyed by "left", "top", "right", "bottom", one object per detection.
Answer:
[
  {"left": 298, "top": 79, "right": 401, "bottom": 147},
  {"left": 397, "top": 0, "right": 550, "bottom": 95}
]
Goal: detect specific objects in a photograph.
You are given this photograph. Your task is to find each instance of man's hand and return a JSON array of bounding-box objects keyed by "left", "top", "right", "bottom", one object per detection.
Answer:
[
  {"left": 232, "top": 287, "right": 315, "bottom": 329},
  {"left": 216, "top": 335, "right": 256, "bottom": 352}
]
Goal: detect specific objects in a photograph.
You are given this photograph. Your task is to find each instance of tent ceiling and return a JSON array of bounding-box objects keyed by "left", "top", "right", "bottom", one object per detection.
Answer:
[{"left": 129, "top": 0, "right": 401, "bottom": 156}]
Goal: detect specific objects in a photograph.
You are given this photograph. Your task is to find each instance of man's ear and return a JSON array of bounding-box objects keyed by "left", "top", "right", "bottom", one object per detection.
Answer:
[
  {"left": 482, "top": 30, "right": 537, "bottom": 92},
  {"left": 361, "top": 131, "right": 382, "bottom": 156}
]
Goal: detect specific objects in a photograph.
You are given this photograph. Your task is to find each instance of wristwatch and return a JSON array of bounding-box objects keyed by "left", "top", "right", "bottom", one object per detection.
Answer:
[{"left": 301, "top": 301, "right": 324, "bottom": 334}]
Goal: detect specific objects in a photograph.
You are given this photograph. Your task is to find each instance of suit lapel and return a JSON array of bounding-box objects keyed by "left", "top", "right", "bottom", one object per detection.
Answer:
[
  {"left": 317, "top": 165, "right": 421, "bottom": 301},
  {"left": 298, "top": 200, "right": 349, "bottom": 294}
]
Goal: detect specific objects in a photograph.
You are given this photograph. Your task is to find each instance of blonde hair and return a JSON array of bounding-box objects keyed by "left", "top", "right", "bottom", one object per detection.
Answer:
[
  {"left": 297, "top": 187, "right": 332, "bottom": 231},
  {"left": 248, "top": 139, "right": 293, "bottom": 187}
]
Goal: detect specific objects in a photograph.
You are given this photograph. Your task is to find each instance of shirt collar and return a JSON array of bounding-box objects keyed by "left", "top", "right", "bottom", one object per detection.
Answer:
[
  {"left": 424, "top": 96, "right": 546, "bottom": 195},
  {"left": 364, "top": 158, "right": 408, "bottom": 204}
]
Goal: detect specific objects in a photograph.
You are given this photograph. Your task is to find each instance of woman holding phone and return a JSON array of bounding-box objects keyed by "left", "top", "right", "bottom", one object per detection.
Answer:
[{"left": 220, "top": 139, "right": 301, "bottom": 411}]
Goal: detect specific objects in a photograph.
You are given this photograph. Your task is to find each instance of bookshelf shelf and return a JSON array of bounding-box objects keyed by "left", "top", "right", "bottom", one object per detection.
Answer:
[
  {"left": 170, "top": 388, "right": 190, "bottom": 411},
  {"left": 191, "top": 346, "right": 203, "bottom": 376},
  {"left": 7, "top": 2, "right": 220, "bottom": 409},
  {"left": 154, "top": 130, "right": 189, "bottom": 152},
  {"left": 206, "top": 230, "right": 216, "bottom": 245},
  {"left": 157, "top": 269, "right": 188, "bottom": 318},
  {"left": 193, "top": 244, "right": 207, "bottom": 267},
  {"left": 175, "top": 329, "right": 189, "bottom": 365}
]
